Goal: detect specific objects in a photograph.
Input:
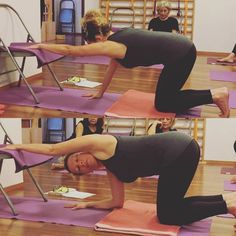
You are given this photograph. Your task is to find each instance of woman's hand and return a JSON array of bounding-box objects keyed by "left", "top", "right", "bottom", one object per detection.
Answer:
[
  {"left": 0, "top": 144, "right": 18, "bottom": 150},
  {"left": 64, "top": 202, "right": 89, "bottom": 210},
  {"left": 82, "top": 91, "right": 104, "bottom": 99}
]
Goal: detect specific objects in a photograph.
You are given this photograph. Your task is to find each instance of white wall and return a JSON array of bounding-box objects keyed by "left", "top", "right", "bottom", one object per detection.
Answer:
[
  {"left": 193, "top": 0, "right": 236, "bottom": 52},
  {"left": 0, "top": 0, "right": 41, "bottom": 87},
  {"left": 204, "top": 119, "right": 236, "bottom": 162},
  {"left": 0, "top": 119, "right": 23, "bottom": 188},
  {"left": 84, "top": 0, "right": 99, "bottom": 12}
]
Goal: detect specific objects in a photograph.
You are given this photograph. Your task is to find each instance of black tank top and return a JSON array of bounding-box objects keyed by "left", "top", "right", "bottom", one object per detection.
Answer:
[
  {"left": 107, "top": 28, "right": 193, "bottom": 68},
  {"left": 101, "top": 132, "right": 193, "bottom": 183}
]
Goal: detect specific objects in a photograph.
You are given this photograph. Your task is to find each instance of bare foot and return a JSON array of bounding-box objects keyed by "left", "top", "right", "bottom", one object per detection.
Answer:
[
  {"left": 223, "top": 192, "right": 236, "bottom": 202},
  {"left": 226, "top": 199, "right": 236, "bottom": 217},
  {"left": 211, "top": 87, "right": 230, "bottom": 118},
  {"left": 231, "top": 176, "right": 236, "bottom": 184},
  {"left": 217, "top": 58, "right": 234, "bottom": 63}
]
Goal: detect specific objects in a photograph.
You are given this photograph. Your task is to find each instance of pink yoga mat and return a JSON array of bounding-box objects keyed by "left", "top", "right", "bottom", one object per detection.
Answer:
[
  {"left": 224, "top": 180, "right": 236, "bottom": 191},
  {"left": 65, "top": 55, "right": 164, "bottom": 69},
  {"left": 221, "top": 167, "right": 236, "bottom": 175},
  {"left": 0, "top": 196, "right": 110, "bottom": 227},
  {"left": 210, "top": 71, "right": 236, "bottom": 82},
  {"left": 0, "top": 86, "right": 121, "bottom": 116},
  {"left": 9, "top": 42, "right": 64, "bottom": 68},
  {"left": 207, "top": 58, "right": 236, "bottom": 66}
]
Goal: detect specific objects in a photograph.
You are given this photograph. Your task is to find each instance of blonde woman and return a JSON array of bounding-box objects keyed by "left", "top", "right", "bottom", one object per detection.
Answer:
[
  {"left": 148, "top": 1, "right": 179, "bottom": 33},
  {"left": 147, "top": 117, "right": 176, "bottom": 135},
  {"left": 30, "top": 9, "right": 229, "bottom": 117}
]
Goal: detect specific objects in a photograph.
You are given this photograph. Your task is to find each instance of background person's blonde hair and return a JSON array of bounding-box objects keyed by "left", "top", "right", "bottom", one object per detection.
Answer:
[
  {"left": 81, "top": 9, "right": 110, "bottom": 42},
  {"left": 157, "top": 1, "right": 172, "bottom": 12}
]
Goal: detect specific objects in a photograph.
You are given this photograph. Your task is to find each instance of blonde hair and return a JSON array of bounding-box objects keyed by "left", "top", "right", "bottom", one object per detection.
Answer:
[
  {"left": 157, "top": 1, "right": 171, "bottom": 11},
  {"left": 81, "top": 9, "right": 111, "bottom": 42}
]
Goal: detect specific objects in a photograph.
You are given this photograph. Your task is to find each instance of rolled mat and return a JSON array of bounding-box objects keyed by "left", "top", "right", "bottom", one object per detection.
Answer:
[
  {"left": 221, "top": 167, "right": 236, "bottom": 175},
  {"left": 0, "top": 86, "right": 121, "bottom": 116},
  {"left": 224, "top": 180, "right": 236, "bottom": 191}
]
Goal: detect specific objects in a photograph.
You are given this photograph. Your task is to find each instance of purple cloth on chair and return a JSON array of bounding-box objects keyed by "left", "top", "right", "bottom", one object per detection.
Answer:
[
  {"left": 65, "top": 55, "right": 164, "bottom": 69},
  {"left": 0, "top": 86, "right": 121, "bottom": 116},
  {"left": 9, "top": 42, "right": 64, "bottom": 68},
  {"left": 179, "top": 219, "right": 212, "bottom": 236},
  {"left": 221, "top": 167, "right": 236, "bottom": 175},
  {"left": 0, "top": 196, "right": 110, "bottom": 227},
  {"left": 224, "top": 180, "right": 236, "bottom": 191},
  {"left": 207, "top": 58, "right": 236, "bottom": 66},
  {"left": 0, "top": 145, "right": 52, "bottom": 173},
  {"left": 210, "top": 71, "right": 236, "bottom": 82}
]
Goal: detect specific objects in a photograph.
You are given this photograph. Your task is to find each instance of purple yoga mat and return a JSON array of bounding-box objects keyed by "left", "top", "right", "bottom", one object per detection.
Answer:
[
  {"left": 0, "top": 145, "right": 52, "bottom": 173},
  {"left": 0, "top": 86, "right": 121, "bottom": 116},
  {"left": 9, "top": 43, "right": 64, "bottom": 68},
  {"left": 0, "top": 196, "right": 110, "bottom": 227},
  {"left": 0, "top": 196, "right": 212, "bottom": 235},
  {"left": 179, "top": 219, "right": 212, "bottom": 236},
  {"left": 224, "top": 180, "right": 236, "bottom": 191},
  {"left": 65, "top": 55, "right": 164, "bottom": 69},
  {"left": 229, "top": 91, "right": 236, "bottom": 109},
  {"left": 221, "top": 167, "right": 236, "bottom": 175},
  {"left": 210, "top": 71, "right": 236, "bottom": 82},
  {"left": 176, "top": 106, "right": 201, "bottom": 118},
  {"left": 207, "top": 58, "right": 236, "bottom": 66}
]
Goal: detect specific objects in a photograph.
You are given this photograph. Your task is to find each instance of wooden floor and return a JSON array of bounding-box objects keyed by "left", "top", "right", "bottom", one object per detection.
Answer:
[
  {"left": 0, "top": 36, "right": 236, "bottom": 118},
  {"left": 1, "top": 162, "right": 236, "bottom": 236}
]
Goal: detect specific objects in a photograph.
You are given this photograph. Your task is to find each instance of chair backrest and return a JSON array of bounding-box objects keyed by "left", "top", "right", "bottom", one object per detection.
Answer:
[
  {"left": 60, "top": 0, "right": 75, "bottom": 10},
  {"left": 0, "top": 4, "right": 35, "bottom": 42},
  {"left": 47, "top": 118, "right": 65, "bottom": 131}
]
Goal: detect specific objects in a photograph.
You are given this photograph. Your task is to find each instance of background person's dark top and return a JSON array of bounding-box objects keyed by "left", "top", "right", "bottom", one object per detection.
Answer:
[
  {"left": 108, "top": 28, "right": 193, "bottom": 68},
  {"left": 101, "top": 132, "right": 193, "bottom": 183},
  {"left": 148, "top": 17, "right": 179, "bottom": 33}
]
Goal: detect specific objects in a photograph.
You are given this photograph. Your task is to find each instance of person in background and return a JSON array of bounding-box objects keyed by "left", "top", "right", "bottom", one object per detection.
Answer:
[
  {"left": 148, "top": 1, "right": 179, "bottom": 33},
  {"left": 51, "top": 117, "right": 104, "bottom": 170},
  {"left": 147, "top": 117, "right": 176, "bottom": 135},
  {"left": 217, "top": 44, "right": 236, "bottom": 63}
]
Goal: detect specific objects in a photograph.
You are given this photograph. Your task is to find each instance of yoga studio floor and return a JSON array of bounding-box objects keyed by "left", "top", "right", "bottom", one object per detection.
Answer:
[
  {"left": 0, "top": 36, "right": 236, "bottom": 118},
  {"left": 1, "top": 162, "right": 236, "bottom": 236}
]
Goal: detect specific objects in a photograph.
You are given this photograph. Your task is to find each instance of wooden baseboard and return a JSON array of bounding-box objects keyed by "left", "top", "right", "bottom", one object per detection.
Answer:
[
  {"left": 4, "top": 183, "right": 24, "bottom": 193},
  {"left": 202, "top": 160, "right": 236, "bottom": 166},
  {"left": 197, "top": 51, "right": 228, "bottom": 57}
]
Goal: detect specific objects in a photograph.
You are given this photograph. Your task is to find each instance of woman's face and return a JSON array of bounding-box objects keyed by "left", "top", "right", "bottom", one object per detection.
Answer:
[
  {"left": 159, "top": 118, "right": 173, "bottom": 129},
  {"left": 88, "top": 118, "right": 98, "bottom": 125},
  {"left": 158, "top": 7, "right": 170, "bottom": 20},
  {"left": 67, "top": 152, "right": 99, "bottom": 175}
]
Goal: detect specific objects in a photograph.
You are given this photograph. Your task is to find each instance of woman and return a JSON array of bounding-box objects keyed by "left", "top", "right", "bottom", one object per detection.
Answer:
[
  {"left": 31, "top": 9, "right": 229, "bottom": 117},
  {"left": 147, "top": 117, "right": 176, "bottom": 135},
  {"left": 51, "top": 117, "right": 104, "bottom": 170},
  {"left": 2, "top": 132, "right": 236, "bottom": 226},
  {"left": 148, "top": 1, "right": 179, "bottom": 33},
  {"left": 68, "top": 117, "right": 104, "bottom": 138},
  {"left": 218, "top": 44, "right": 236, "bottom": 63}
]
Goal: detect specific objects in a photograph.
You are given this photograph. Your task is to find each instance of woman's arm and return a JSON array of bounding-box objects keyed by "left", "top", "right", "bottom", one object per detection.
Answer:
[
  {"left": 31, "top": 41, "right": 126, "bottom": 59},
  {"left": 83, "top": 59, "right": 119, "bottom": 98},
  {"left": 64, "top": 170, "right": 124, "bottom": 210},
  {"left": 1, "top": 135, "right": 109, "bottom": 157},
  {"left": 75, "top": 122, "right": 84, "bottom": 137}
]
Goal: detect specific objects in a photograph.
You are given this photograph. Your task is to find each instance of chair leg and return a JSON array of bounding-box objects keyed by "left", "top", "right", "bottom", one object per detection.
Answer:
[
  {"left": 46, "top": 64, "right": 64, "bottom": 91},
  {"left": 26, "top": 169, "right": 47, "bottom": 202},
  {"left": 0, "top": 183, "right": 18, "bottom": 215}
]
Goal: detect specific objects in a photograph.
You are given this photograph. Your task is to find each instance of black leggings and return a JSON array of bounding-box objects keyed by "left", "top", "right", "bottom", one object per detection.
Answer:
[
  {"left": 232, "top": 44, "right": 236, "bottom": 54},
  {"left": 157, "top": 139, "right": 227, "bottom": 225},
  {"left": 155, "top": 45, "right": 213, "bottom": 113}
]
